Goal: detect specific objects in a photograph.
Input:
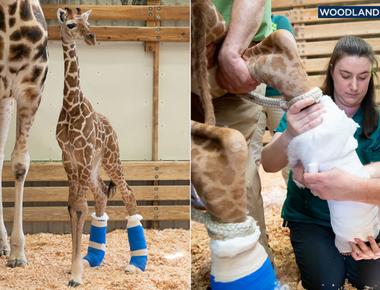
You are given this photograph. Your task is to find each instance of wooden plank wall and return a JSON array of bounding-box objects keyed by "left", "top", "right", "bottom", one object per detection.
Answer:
[
  {"left": 3, "top": 161, "right": 190, "bottom": 233},
  {"left": 2, "top": 4, "right": 190, "bottom": 233},
  {"left": 263, "top": 0, "right": 380, "bottom": 144}
]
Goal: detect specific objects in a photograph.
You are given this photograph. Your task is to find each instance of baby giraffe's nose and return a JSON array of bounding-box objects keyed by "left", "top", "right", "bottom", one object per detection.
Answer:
[{"left": 87, "top": 33, "right": 94, "bottom": 39}]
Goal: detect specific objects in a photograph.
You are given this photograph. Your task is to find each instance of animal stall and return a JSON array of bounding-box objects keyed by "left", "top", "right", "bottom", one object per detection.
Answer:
[
  {"left": 1, "top": 1, "right": 190, "bottom": 289},
  {"left": 191, "top": 0, "right": 380, "bottom": 289}
]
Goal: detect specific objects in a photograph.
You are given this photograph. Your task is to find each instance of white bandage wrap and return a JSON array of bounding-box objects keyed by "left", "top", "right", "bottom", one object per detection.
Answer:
[
  {"left": 127, "top": 214, "right": 143, "bottom": 228},
  {"left": 210, "top": 229, "right": 268, "bottom": 282},
  {"left": 288, "top": 95, "right": 380, "bottom": 253},
  {"left": 90, "top": 212, "right": 109, "bottom": 227}
]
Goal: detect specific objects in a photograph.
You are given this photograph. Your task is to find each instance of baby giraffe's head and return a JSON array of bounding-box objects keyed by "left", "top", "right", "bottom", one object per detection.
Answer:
[{"left": 57, "top": 7, "right": 95, "bottom": 45}]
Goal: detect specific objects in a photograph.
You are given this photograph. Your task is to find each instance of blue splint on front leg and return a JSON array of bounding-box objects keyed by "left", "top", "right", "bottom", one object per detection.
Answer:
[
  {"left": 83, "top": 212, "right": 108, "bottom": 267},
  {"left": 127, "top": 214, "right": 148, "bottom": 271},
  {"left": 210, "top": 258, "right": 277, "bottom": 290}
]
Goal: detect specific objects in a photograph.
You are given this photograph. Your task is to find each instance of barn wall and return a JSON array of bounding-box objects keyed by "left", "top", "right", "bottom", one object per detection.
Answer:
[{"left": 3, "top": 41, "right": 190, "bottom": 161}]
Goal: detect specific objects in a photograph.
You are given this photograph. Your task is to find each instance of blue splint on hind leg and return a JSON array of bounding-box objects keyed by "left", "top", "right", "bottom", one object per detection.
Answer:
[
  {"left": 83, "top": 212, "right": 108, "bottom": 267},
  {"left": 126, "top": 214, "right": 148, "bottom": 271}
]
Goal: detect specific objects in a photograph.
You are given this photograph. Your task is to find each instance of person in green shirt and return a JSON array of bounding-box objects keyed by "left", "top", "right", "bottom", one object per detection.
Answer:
[
  {"left": 261, "top": 36, "right": 380, "bottom": 289},
  {"left": 212, "top": 0, "right": 272, "bottom": 93}
]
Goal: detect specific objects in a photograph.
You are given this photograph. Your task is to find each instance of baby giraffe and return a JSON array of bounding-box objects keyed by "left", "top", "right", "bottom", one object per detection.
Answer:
[{"left": 55, "top": 7, "right": 147, "bottom": 286}]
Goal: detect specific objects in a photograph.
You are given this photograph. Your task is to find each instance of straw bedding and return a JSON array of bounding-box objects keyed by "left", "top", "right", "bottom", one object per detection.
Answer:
[{"left": 0, "top": 228, "right": 190, "bottom": 289}]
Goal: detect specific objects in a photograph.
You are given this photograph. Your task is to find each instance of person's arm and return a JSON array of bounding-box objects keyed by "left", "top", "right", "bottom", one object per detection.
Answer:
[
  {"left": 302, "top": 163, "right": 380, "bottom": 206},
  {"left": 216, "top": 0, "right": 265, "bottom": 94},
  {"left": 261, "top": 98, "right": 324, "bottom": 172}
]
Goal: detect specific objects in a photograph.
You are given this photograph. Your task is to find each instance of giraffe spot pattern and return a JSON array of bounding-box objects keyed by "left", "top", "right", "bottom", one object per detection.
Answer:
[
  {"left": 8, "top": 2, "right": 17, "bottom": 15},
  {"left": 41, "top": 67, "right": 48, "bottom": 87},
  {"left": 33, "top": 40, "right": 48, "bottom": 62},
  {"left": 14, "top": 163, "right": 27, "bottom": 181},
  {"left": 20, "top": 0, "right": 32, "bottom": 21},
  {"left": 9, "top": 17, "right": 15, "bottom": 28},
  {"left": 271, "top": 56, "right": 287, "bottom": 74},
  {"left": 10, "top": 26, "right": 43, "bottom": 43},
  {"left": 0, "top": 6, "right": 5, "bottom": 32},
  {"left": 1, "top": 77, "right": 8, "bottom": 90},
  {"left": 0, "top": 35, "right": 3, "bottom": 59},
  {"left": 9, "top": 44, "right": 31, "bottom": 61},
  {"left": 32, "top": 4, "right": 47, "bottom": 30},
  {"left": 22, "top": 65, "right": 42, "bottom": 83}
]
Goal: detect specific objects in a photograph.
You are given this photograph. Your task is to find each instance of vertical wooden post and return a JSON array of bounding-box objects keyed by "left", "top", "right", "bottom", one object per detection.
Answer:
[
  {"left": 146, "top": 0, "right": 161, "bottom": 229},
  {"left": 152, "top": 44, "right": 159, "bottom": 161},
  {"left": 146, "top": 0, "right": 160, "bottom": 161}
]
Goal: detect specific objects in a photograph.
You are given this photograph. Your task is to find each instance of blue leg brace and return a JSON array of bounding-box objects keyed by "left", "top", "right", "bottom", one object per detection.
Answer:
[
  {"left": 127, "top": 214, "right": 148, "bottom": 271},
  {"left": 210, "top": 257, "right": 277, "bottom": 290},
  {"left": 83, "top": 212, "right": 108, "bottom": 267}
]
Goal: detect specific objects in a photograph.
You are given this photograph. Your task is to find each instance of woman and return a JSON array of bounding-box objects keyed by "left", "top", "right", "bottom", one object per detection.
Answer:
[{"left": 261, "top": 35, "right": 380, "bottom": 289}]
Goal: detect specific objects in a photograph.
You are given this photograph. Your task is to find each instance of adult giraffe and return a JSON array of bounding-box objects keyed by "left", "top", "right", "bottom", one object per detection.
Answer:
[{"left": 0, "top": 0, "right": 48, "bottom": 267}]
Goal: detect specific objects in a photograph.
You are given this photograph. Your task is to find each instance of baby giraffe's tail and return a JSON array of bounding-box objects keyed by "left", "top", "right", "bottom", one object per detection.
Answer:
[{"left": 107, "top": 180, "right": 117, "bottom": 198}]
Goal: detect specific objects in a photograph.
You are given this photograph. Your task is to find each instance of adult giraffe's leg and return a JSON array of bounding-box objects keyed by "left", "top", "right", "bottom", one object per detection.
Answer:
[
  {"left": 7, "top": 87, "right": 42, "bottom": 267},
  {"left": 103, "top": 148, "right": 147, "bottom": 273},
  {"left": 0, "top": 98, "right": 15, "bottom": 256}
]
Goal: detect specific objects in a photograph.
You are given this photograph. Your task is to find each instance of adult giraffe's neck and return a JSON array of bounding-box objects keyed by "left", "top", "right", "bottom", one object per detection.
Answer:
[{"left": 61, "top": 38, "right": 84, "bottom": 110}]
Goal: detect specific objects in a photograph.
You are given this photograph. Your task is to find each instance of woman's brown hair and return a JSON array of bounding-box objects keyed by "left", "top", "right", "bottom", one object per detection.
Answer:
[{"left": 321, "top": 35, "right": 378, "bottom": 138}]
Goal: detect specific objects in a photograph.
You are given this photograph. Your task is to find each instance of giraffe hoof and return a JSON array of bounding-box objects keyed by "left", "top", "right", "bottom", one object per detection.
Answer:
[
  {"left": 6, "top": 258, "right": 27, "bottom": 268},
  {"left": 68, "top": 280, "right": 81, "bottom": 287},
  {"left": 125, "top": 264, "right": 142, "bottom": 273}
]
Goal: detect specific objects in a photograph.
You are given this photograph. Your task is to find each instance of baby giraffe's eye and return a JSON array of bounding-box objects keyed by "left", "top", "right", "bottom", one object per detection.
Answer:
[{"left": 67, "top": 23, "right": 77, "bottom": 29}]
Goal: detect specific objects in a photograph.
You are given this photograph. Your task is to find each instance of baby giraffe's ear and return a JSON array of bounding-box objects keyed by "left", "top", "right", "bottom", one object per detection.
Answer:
[
  {"left": 57, "top": 8, "right": 67, "bottom": 24},
  {"left": 81, "top": 9, "right": 92, "bottom": 22}
]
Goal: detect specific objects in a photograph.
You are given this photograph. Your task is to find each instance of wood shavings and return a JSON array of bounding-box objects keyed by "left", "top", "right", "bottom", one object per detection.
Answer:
[
  {"left": 0, "top": 229, "right": 190, "bottom": 289},
  {"left": 191, "top": 168, "right": 357, "bottom": 290}
]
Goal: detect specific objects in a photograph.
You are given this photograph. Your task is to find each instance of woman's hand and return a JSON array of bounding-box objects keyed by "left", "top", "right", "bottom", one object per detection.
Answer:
[
  {"left": 350, "top": 237, "right": 380, "bottom": 260},
  {"left": 284, "top": 98, "right": 325, "bottom": 140}
]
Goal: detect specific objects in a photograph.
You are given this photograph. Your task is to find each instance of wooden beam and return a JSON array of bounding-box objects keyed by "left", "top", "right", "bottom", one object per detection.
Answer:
[
  {"left": 302, "top": 56, "right": 380, "bottom": 73},
  {"left": 42, "top": 5, "right": 189, "bottom": 21},
  {"left": 2, "top": 185, "right": 189, "bottom": 202},
  {"left": 308, "top": 74, "right": 380, "bottom": 88},
  {"left": 2, "top": 161, "right": 190, "bottom": 182},
  {"left": 3, "top": 205, "right": 190, "bottom": 221},
  {"left": 47, "top": 26, "right": 189, "bottom": 42},
  {"left": 297, "top": 38, "right": 380, "bottom": 57},
  {"left": 295, "top": 21, "right": 380, "bottom": 40}
]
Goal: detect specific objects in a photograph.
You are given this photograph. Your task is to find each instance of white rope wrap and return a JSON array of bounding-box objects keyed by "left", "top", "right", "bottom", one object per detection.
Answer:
[
  {"left": 191, "top": 207, "right": 257, "bottom": 240},
  {"left": 242, "top": 87, "right": 323, "bottom": 111}
]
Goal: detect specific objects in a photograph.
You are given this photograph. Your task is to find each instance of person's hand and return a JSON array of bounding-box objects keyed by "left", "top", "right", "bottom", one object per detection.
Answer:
[
  {"left": 292, "top": 162, "right": 306, "bottom": 187},
  {"left": 216, "top": 48, "right": 260, "bottom": 94},
  {"left": 350, "top": 237, "right": 380, "bottom": 260},
  {"left": 284, "top": 98, "right": 325, "bottom": 139},
  {"left": 303, "top": 168, "right": 359, "bottom": 200}
]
